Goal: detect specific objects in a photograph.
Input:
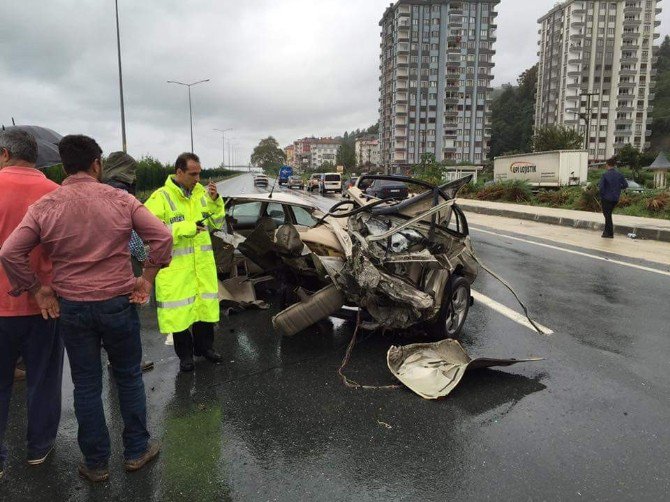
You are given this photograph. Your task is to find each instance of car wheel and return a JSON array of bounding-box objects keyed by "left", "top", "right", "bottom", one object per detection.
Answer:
[{"left": 424, "top": 276, "right": 471, "bottom": 339}]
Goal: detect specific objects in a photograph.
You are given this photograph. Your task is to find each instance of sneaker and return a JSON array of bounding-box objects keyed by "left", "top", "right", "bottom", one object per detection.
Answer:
[
  {"left": 179, "top": 358, "right": 194, "bottom": 372},
  {"left": 78, "top": 463, "right": 110, "bottom": 483},
  {"left": 27, "top": 444, "right": 54, "bottom": 466},
  {"left": 124, "top": 439, "right": 160, "bottom": 472},
  {"left": 141, "top": 360, "right": 155, "bottom": 372}
]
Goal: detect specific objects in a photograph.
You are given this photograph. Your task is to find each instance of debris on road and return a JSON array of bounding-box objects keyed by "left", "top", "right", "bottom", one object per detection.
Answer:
[{"left": 387, "top": 339, "right": 543, "bottom": 400}]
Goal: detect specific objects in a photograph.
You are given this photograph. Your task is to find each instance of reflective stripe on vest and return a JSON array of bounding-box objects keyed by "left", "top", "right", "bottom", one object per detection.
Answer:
[
  {"left": 200, "top": 293, "right": 219, "bottom": 301},
  {"left": 200, "top": 196, "right": 207, "bottom": 207},
  {"left": 211, "top": 217, "right": 225, "bottom": 227},
  {"left": 200, "top": 245, "right": 213, "bottom": 252},
  {"left": 161, "top": 190, "right": 177, "bottom": 211},
  {"left": 156, "top": 296, "right": 196, "bottom": 309},
  {"left": 172, "top": 247, "right": 195, "bottom": 257}
]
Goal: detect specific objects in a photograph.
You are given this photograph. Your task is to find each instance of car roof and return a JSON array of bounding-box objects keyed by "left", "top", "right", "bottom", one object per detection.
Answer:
[{"left": 225, "top": 192, "right": 317, "bottom": 209}]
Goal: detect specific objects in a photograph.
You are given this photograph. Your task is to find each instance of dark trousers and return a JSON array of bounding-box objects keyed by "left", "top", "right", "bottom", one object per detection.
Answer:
[
  {"left": 602, "top": 199, "right": 617, "bottom": 236},
  {"left": 0, "top": 315, "right": 63, "bottom": 465},
  {"left": 59, "top": 296, "right": 149, "bottom": 468},
  {"left": 173, "top": 322, "right": 214, "bottom": 361}
]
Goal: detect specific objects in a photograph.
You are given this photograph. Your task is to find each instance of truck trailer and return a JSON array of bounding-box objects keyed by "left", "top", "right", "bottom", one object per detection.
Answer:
[{"left": 493, "top": 150, "right": 588, "bottom": 188}]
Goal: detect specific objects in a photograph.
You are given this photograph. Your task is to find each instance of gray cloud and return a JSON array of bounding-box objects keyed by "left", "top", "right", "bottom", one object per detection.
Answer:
[{"left": 1, "top": 0, "right": 668, "bottom": 167}]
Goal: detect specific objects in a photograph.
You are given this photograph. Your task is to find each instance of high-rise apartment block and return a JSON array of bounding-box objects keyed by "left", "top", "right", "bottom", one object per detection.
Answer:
[
  {"left": 379, "top": 0, "right": 499, "bottom": 173},
  {"left": 536, "top": 0, "right": 661, "bottom": 160}
]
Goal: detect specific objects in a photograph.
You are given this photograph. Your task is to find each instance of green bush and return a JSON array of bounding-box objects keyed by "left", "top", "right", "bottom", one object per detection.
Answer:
[{"left": 475, "top": 180, "right": 532, "bottom": 203}]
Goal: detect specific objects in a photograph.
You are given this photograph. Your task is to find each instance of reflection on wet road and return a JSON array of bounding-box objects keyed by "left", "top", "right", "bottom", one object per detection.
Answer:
[{"left": 1, "top": 173, "right": 668, "bottom": 501}]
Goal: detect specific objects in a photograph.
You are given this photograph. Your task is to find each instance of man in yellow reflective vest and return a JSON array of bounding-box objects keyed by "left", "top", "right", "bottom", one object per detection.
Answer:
[{"left": 145, "top": 153, "right": 225, "bottom": 372}]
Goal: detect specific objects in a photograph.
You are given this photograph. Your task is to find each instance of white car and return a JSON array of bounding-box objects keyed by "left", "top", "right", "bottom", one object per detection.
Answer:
[
  {"left": 319, "top": 172, "right": 342, "bottom": 194},
  {"left": 253, "top": 174, "right": 269, "bottom": 187}
]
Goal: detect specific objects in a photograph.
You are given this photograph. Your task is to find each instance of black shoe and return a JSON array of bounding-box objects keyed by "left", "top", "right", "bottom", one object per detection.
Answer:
[
  {"left": 78, "top": 462, "right": 110, "bottom": 483},
  {"left": 203, "top": 349, "right": 223, "bottom": 364},
  {"left": 601, "top": 233, "right": 614, "bottom": 238},
  {"left": 179, "top": 357, "right": 195, "bottom": 372}
]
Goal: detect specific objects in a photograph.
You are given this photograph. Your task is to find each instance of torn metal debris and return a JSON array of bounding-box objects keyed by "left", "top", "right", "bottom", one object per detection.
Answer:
[{"left": 387, "top": 339, "right": 543, "bottom": 400}]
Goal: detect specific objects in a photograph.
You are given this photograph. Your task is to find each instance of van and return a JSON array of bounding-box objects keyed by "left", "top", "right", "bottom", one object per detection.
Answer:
[{"left": 319, "top": 172, "right": 342, "bottom": 194}]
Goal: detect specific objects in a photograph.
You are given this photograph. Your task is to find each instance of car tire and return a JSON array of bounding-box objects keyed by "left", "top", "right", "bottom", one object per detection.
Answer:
[{"left": 424, "top": 275, "right": 471, "bottom": 340}]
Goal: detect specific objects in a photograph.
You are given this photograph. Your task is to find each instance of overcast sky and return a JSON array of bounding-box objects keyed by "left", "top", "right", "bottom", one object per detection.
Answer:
[{"left": 1, "top": 1, "right": 668, "bottom": 168}]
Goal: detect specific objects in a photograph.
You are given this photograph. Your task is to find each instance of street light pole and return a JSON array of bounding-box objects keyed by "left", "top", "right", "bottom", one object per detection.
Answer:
[
  {"left": 213, "top": 128, "right": 232, "bottom": 168},
  {"left": 167, "top": 79, "right": 210, "bottom": 152},
  {"left": 114, "top": 0, "right": 127, "bottom": 152}
]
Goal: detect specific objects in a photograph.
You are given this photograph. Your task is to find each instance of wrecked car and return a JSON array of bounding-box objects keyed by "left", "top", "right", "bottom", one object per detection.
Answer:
[{"left": 215, "top": 175, "right": 478, "bottom": 339}]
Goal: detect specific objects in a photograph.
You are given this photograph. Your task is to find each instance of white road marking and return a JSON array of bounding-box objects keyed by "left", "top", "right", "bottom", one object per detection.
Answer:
[
  {"left": 471, "top": 290, "right": 554, "bottom": 336},
  {"left": 471, "top": 226, "right": 670, "bottom": 278}
]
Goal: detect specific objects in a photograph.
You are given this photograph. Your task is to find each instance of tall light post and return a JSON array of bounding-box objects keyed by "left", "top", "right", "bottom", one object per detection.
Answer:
[
  {"left": 114, "top": 0, "right": 127, "bottom": 152},
  {"left": 167, "top": 79, "right": 210, "bottom": 152},
  {"left": 213, "top": 128, "right": 232, "bottom": 167},
  {"left": 226, "top": 138, "right": 236, "bottom": 167}
]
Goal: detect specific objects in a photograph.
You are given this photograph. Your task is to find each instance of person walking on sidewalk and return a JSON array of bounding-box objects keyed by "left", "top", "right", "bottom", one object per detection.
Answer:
[
  {"left": 0, "top": 129, "right": 63, "bottom": 480},
  {"left": 598, "top": 157, "right": 628, "bottom": 238},
  {"left": 144, "top": 153, "right": 225, "bottom": 372},
  {"left": 0, "top": 135, "right": 173, "bottom": 483}
]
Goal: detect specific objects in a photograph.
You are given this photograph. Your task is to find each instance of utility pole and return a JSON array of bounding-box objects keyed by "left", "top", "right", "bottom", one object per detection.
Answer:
[
  {"left": 579, "top": 91, "right": 599, "bottom": 158},
  {"left": 115, "top": 0, "right": 127, "bottom": 152},
  {"left": 167, "top": 79, "right": 210, "bottom": 152}
]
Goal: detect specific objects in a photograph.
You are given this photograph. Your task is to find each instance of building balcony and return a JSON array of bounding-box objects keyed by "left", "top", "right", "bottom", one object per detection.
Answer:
[
  {"left": 622, "top": 44, "right": 640, "bottom": 51},
  {"left": 616, "top": 118, "right": 634, "bottom": 125},
  {"left": 620, "top": 55, "right": 639, "bottom": 63},
  {"left": 618, "top": 81, "right": 637, "bottom": 88},
  {"left": 619, "top": 69, "right": 637, "bottom": 76},
  {"left": 623, "top": 18, "right": 641, "bottom": 27}
]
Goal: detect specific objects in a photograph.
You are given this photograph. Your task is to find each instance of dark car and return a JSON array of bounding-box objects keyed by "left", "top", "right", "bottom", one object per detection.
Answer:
[{"left": 365, "top": 179, "right": 409, "bottom": 200}]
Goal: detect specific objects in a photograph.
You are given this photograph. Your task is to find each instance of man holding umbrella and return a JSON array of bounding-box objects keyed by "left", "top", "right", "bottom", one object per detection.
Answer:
[{"left": 0, "top": 129, "right": 63, "bottom": 478}]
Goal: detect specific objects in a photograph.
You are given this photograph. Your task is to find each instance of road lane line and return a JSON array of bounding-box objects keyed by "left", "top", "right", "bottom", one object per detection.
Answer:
[
  {"left": 471, "top": 226, "right": 670, "bottom": 278},
  {"left": 471, "top": 290, "right": 554, "bottom": 336}
]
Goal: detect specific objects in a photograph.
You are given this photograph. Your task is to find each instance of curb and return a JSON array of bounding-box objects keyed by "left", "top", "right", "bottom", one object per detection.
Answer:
[{"left": 458, "top": 203, "right": 670, "bottom": 243}]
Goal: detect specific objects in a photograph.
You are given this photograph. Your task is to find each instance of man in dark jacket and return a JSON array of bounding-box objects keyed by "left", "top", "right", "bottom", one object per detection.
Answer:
[{"left": 598, "top": 157, "right": 628, "bottom": 238}]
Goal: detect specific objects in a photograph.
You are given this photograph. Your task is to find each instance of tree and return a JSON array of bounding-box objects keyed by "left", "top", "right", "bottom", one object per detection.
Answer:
[
  {"left": 616, "top": 144, "right": 644, "bottom": 181},
  {"left": 336, "top": 132, "right": 357, "bottom": 169},
  {"left": 251, "top": 137, "right": 286, "bottom": 174},
  {"left": 650, "top": 36, "right": 670, "bottom": 152},
  {"left": 490, "top": 65, "right": 537, "bottom": 158},
  {"left": 412, "top": 153, "right": 446, "bottom": 186},
  {"left": 532, "top": 125, "right": 584, "bottom": 152}
]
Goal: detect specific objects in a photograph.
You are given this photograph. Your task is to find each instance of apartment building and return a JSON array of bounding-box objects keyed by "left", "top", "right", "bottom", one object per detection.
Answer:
[
  {"left": 379, "top": 0, "right": 499, "bottom": 173},
  {"left": 355, "top": 136, "right": 381, "bottom": 166},
  {"left": 284, "top": 144, "right": 295, "bottom": 167},
  {"left": 535, "top": 0, "right": 661, "bottom": 160},
  {"left": 310, "top": 138, "right": 340, "bottom": 169}
]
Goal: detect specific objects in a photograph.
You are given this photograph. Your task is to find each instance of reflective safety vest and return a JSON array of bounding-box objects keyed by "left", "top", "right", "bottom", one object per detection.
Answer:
[{"left": 144, "top": 176, "right": 225, "bottom": 334}]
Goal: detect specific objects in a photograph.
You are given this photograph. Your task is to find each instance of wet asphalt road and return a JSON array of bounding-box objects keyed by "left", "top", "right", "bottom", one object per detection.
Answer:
[{"left": 1, "top": 173, "right": 669, "bottom": 501}]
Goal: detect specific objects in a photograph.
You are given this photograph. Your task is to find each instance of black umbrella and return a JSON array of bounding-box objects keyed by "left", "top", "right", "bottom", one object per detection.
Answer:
[{"left": 2, "top": 125, "right": 62, "bottom": 169}]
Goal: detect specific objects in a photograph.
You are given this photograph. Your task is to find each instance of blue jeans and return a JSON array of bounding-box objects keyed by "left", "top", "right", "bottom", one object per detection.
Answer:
[
  {"left": 0, "top": 315, "right": 63, "bottom": 466},
  {"left": 59, "top": 296, "right": 149, "bottom": 468}
]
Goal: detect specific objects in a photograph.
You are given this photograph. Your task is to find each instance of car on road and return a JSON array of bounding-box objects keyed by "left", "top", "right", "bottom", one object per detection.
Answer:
[
  {"left": 307, "top": 173, "right": 321, "bottom": 192},
  {"left": 220, "top": 175, "right": 478, "bottom": 339},
  {"left": 362, "top": 178, "right": 409, "bottom": 200},
  {"left": 287, "top": 175, "right": 305, "bottom": 190},
  {"left": 253, "top": 174, "right": 269, "bottom": 187},
  {"left": 624, "top": 179, "right": 645, "bottom": 193},
  {"left": 319, "top": 172, "right": 342, "bottom": 194}
]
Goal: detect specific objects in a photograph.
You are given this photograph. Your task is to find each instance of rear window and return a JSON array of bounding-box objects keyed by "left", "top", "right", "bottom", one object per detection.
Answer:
[
  {"left": 325, "top": 175, "right": 341, "bottom": 182},
  {"left": 373, "top": 180, "right": 406, "bottom": 188}
]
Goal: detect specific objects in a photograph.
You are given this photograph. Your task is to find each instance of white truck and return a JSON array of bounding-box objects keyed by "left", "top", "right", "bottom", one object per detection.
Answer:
[{"left": 493, "top": 150, "right": 588, "bottom": 188}]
